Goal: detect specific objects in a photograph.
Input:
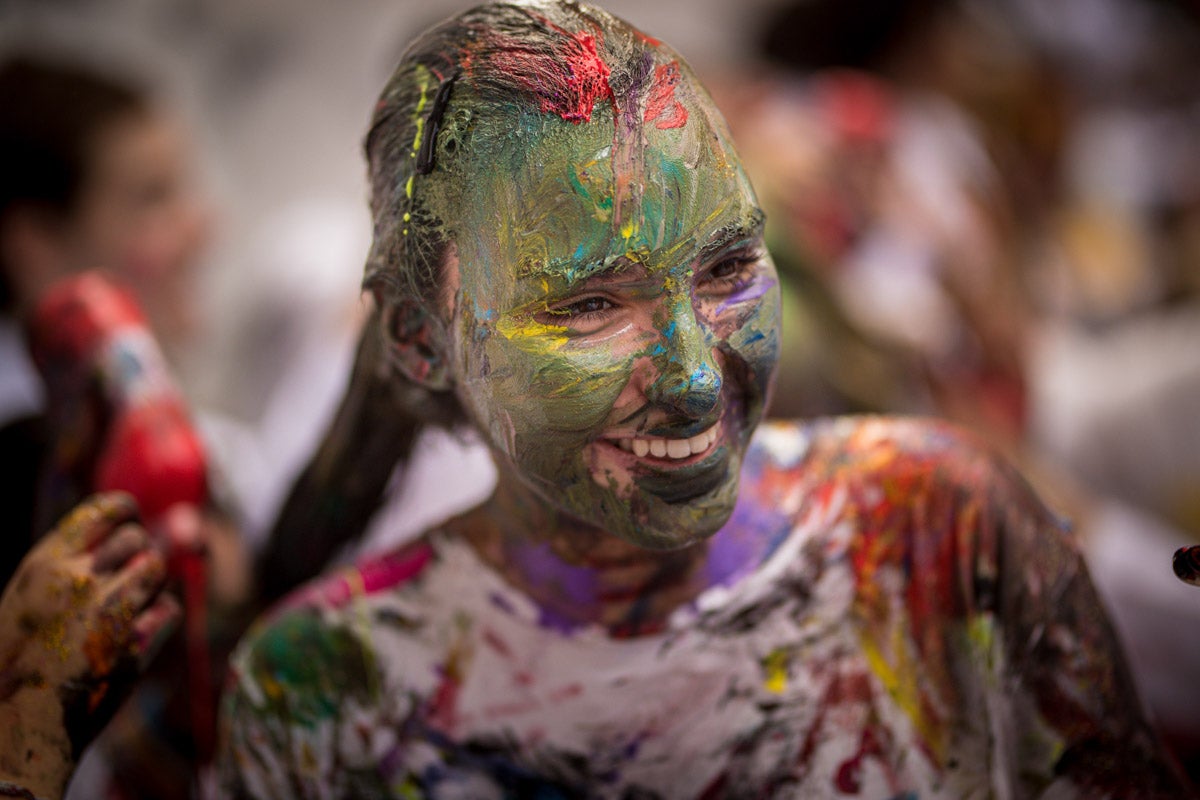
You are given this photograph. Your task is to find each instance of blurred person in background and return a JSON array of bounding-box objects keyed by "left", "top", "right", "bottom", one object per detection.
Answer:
[
  {"left": 1010, "top": 0, "right": 1200, "bottom": 775},
  {"left": 0, "top": 45, "right": 491, "bottom": 795},
  {"left": 708, "top": 0, "right": 1200, "bottom": 779},
  {"left": 0, "top": 54, "right": 212, "bottom": 571},
  {"left": 0, "top": 53, "right": 253, "bottom": 799},
  {"left": 711, "top": 0, "right": 1032, "bottom": 451}
]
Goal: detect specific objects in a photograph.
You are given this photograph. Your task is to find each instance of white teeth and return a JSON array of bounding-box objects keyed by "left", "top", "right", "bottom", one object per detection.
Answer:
[
  {"left": 666, "top": 439, "right": 691, "bottom": 459},
  {"left": 616, "top": 423, "right": 720, "bottom": 461},
  {"left": 687, "top": 429, "right": 713, "bottom": 454}
]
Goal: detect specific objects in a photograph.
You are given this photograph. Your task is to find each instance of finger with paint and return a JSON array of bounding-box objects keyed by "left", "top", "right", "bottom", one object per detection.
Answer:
[{"left": 0, "top": 492, "right": 181, "bottom": 800}]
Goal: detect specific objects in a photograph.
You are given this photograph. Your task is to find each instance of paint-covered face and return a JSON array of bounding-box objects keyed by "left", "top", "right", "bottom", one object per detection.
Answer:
[{"left": 446, "top": 60, "right": 780, "bottom": 549}]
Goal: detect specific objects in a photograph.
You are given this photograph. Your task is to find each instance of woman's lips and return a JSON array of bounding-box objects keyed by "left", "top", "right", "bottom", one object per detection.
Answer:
[{"left": 609, "top": 421, "right": 721, "bottom": 461}]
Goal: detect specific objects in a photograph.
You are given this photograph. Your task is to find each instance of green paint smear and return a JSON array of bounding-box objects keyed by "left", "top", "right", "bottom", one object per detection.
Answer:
[{"left": 248, "top": 611, "right": 376, "bottom": 729}]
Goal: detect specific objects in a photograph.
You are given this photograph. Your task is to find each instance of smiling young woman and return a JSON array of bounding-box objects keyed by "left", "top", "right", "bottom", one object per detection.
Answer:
[{"left": 217, "top": 2, "right": 1191, "bottom": 797}]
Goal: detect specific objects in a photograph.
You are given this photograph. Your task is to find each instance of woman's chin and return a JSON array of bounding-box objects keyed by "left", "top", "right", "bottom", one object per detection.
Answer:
[{"left": 601, "top": 479, "right": 740, "bottom": 551}]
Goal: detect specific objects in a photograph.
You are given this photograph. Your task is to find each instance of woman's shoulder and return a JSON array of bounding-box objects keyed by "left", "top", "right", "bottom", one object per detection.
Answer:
[
  {"left": 743, "top": 416, "right": 1063, "bottom": 581},
  {"left": 750, "top": 415, "right": 1021, "bottom": 497}
]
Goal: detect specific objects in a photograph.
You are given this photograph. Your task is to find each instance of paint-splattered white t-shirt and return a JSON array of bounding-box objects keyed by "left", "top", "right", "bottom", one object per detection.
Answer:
[{"left": 220, "top": 419, "right": 1185, "bottom": 799}]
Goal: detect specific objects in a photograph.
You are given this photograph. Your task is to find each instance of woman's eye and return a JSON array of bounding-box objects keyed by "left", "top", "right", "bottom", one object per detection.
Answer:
[
  {"left": 559, "top": 297, "right": 613, "bottom": 316},
  {"left": 538, "top": 296, "right": 617, "bottom": 330},
  {"left": 698, "top": 254, "right": 759, "bottom": 296}
]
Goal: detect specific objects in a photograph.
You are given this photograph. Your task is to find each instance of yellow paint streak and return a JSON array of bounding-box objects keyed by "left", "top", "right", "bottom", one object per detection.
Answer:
[
  {"left": 261, "top": 674, "right": 284, "bottom": 701},
  {"left": 547, "top": 369, "right": 623, "bottom": 398},
  {"left": 410, "top": 70, "right": 431, "bottom": 156},
  {"left": 968, "top": 614, "right": 997, "bottom": 674},
  {"left": 763, "top": 648, "right": 789, "bottom": 694},
  {"left": 405, "top": 175, "right": 415, "bottom": 199},
  {"left": 69, "top": 575, "right": 94, "bottom": 609},
  {"left": 620, "top": 216, "right": 638, "bottom": 240},
  {"left": 653, "top": 199, "right": 732, "bottom": 267},
  {"left": 37, "top": 614, "right": 70, "bottom": 662},
  {"left": 496, "top": 314, "right": 568, "bottom": 350},
  {"left": 411, "top": 115, "right": 426, "bottom": 156},
  {"left": 859, "top": 626, "right": 945, "bottom": 761},
  {"left": 395, "top": 780, "right": 423, "bottom": 800}
]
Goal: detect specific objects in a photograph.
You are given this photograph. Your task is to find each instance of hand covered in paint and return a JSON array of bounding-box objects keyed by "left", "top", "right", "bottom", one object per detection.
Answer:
[{"left": 0, "top": 493, "right": 181, "bottom": 800}]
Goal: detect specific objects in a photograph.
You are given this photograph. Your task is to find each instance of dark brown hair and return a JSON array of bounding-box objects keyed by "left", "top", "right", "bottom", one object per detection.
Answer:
[{"left": 0, "top": 55, "right": 149, "bottom": 311}]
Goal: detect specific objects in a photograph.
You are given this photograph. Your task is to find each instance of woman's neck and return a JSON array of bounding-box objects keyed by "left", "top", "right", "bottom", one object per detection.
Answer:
[{"left": 447, "top": 476, "right": 715, "bottom": 637}]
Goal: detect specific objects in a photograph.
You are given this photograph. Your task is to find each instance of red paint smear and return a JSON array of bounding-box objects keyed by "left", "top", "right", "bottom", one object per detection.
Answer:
[
  {"left": 548, "top": 682, "right": 583, "bottom": 702},
  {"left": 634, "top": 30, "right": 661, "bottom": 47},
  {"left": 428, "top": 666, "right": 462, "bottom": 732},
  {"left": 482, "top": 626, "right": 513, "bottom": 658},
  {"left": 643, "top": 61, "right": 689, "bottom": 130},
  {"left": 834, "top": 725, "right": 887, "bottom": 793},
  {"left": 482, "top": 22, "right": 613, "bottom": 124}
]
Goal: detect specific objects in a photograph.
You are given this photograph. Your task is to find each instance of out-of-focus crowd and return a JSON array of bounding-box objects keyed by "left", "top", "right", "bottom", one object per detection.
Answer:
[
  {"left": 1, "top": 0, "right": 1198, "bottom": 796},
  {"left": 711, "top": 0, "right": 1200, "bottom": 777}
]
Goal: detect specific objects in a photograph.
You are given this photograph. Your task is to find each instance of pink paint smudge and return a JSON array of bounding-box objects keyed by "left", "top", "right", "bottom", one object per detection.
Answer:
[
  {"left": 643, "top": 61, "right": 688, "bottom": 130},
  {"left": 287, "top": 541, "right": 434, "bottom": 611}
]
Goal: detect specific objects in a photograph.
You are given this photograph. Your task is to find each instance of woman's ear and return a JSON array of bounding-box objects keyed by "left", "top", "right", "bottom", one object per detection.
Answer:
[{"left": 379, "top": 296, "right": 452, "bottom": 392}]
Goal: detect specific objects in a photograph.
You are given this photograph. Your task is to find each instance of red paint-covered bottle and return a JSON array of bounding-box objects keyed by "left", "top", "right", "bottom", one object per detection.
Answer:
[{"left": 28, "top": 271, "right": 208, "bottom": 520}]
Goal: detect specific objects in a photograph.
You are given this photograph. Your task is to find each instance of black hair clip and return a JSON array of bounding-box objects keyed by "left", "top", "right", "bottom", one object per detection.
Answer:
[{"left": 416, "top": 73, "right": 458, "bottom": 175}]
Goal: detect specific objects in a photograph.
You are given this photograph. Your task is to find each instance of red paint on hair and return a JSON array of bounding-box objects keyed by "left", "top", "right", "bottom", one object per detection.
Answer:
[
  {"left": 634, "top": 30, "right": 662, "bottom": 47},
  {"left": 478, "top": 21, "right": 614, "bottom": 123},
  {"left": 643, "top": 61, "right": 689, "bottom": 130}
]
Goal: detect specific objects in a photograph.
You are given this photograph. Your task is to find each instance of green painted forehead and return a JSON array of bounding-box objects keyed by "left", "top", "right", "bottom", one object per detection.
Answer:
[{"left": 449, "top": 74, "right": 758, "bottom": 288}]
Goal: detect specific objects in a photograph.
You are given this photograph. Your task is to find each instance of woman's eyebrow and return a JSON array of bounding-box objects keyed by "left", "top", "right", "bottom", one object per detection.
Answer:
[
  {"left": 695, "top": 210, "right": 766, "bottom": 265},
  {"left": 517, "top": 208, "right": 765, "bottom": 292},
  {"left": 520, "top": 256, "right": 649, "bottom": 293}
]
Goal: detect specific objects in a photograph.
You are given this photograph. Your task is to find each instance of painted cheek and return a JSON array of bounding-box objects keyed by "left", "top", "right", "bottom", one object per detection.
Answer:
[
  {"left": 469, "top": 321, "right": 633, "bottom": 444},
  {"left": 721, "top": 284, "right": 782, "bottom": 396},
  {"left": 526, "top": 348, "right": 633, "bottom": 431}
]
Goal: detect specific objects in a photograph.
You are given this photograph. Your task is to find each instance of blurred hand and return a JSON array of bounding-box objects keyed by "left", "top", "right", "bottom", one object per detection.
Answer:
[{"left": 0, "top": 492, "right": 181, "bottom": 800}]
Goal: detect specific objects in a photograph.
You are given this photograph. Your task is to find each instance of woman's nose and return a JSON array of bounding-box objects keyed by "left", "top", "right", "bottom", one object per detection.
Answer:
[{"left": 645, "top": 307, "right": 722, "bottom": 418}]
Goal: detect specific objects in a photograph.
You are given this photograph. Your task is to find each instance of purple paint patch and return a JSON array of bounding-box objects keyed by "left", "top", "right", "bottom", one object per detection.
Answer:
[
  {"left": 489, "top": 590, "right": 518, "bottom": 615},
  {"left": 716, "top": 275, "right": 777, "bottom": 315},
  {"left": 703, "top": 488, "right": 791, "bottom": 589},
  {"left": 511, "top": 541, "right": 600, "bottom": 633}
]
